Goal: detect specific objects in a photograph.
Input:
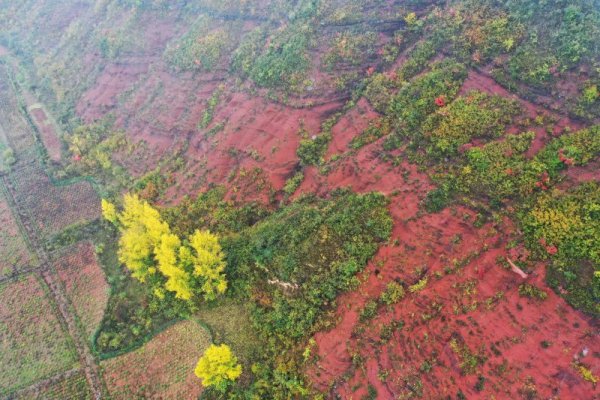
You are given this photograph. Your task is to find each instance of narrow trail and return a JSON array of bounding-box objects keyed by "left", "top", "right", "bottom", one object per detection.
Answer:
[{"left": 1, "top": 174, "right": 104, "bottom": 399}]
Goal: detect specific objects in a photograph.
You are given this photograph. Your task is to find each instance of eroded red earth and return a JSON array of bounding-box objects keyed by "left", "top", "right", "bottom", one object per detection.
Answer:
[
  {"left": 75, "top": 60, "right": 600, "bottom": 399},
  {"left": 37, "top": 9, "right": 598, "bottom": 398}
]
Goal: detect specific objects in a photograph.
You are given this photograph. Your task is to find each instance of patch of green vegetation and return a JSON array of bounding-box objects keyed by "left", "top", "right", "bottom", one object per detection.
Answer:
[
  {"left": 163, "top": 186, "right": 269, "bottom": 239},
  {"left": 445, "top": 3, "right": 523, "bottom": 63},
  {"left": 379, "top": 281, "right": 405, "bottom": 305},
  {"left": 0, "top": 144, "right": 16, "bottom": 173},
  {"left": 165, "top": 17, "right": 236, "bottom": 72},
  {"left": 451, "top": 131, "right": 536, "bottom": 203},
  {"left": 385, "top": 60, "right": 467, "bottom": 150},
  {"left": 282, "top": 170, "right": 304, "bottom": 197},
  {"left": 222, "top": 189, "right": 391, "bottom": 397},
  {"left": 194, "top": 298, "right": 262, "bottom": 366},
  {"left": 248, "top": 23, "right": 313, "bottom": 90},
  {"left": 521, "top": 183, "right": 600, "bottom": 315},
  {"left": 534, "top": 125, "right": 600, "bottom": 176},
  {"left": 421, "top": 91, "right": 520, "bottom": 157},
  {"left": 230, "top": 27, "right": 266, "bottom": 78},
  {"left": 408, "top": 277, "right": 428, "bottom": 293},
  {"left": 424, "top": 125, "right": 600, "bottom": 212},
  {"left": 397, "top": 38, "right": 440, "bottom": 81},
  {"left": 322, "top": 31, "right": 377, "bottom": 70},
  {"left": 96, "top": 18, "right": 141, "bottom": 60},
  {"left": 507, "top": 45, "right": 557, "bottom": 88},
  {"left": 205, "top": 121, "right": 226, "bottom": 138},
  {"left": 359, "top": 299, "right": 378, "bottom": 322},
  {"left": 350, "top": 118, "right": 391, "bottom": 150},
  {"left": 226, "top": 190, "right": 391, "bottom": 341},
  {"left": 571, "top": 82, "right": 600, "bottom": 120},
  {"left": 449, "top": 337, "right": 486, "bottom": 375},
  {"left": 297, "top": 133, "right": 331, "bottom": 166},
  {"left": 363, "top": 73, "right": 394, "bottom": 113},
  {"left": 198, "top": 86, "right": 224, "bottom": 130},
  {"left": 297, "top": 114, "right": 340, "bottom": 166},
  {"left": 62, "top": 119, "right": 130, "bottom": 187},
  {"left": 131, "top": 169, "right": 170, "bottom": 202},
  {"left": 506, "top": 1, "right": 600, "bottom": 75},
  {"left": 518, "top": 283, "right": 548, "bottom": 301}
]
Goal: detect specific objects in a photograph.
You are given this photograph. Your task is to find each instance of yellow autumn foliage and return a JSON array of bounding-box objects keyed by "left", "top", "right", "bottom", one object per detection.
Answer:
[
  {"left": 529, "top": 196, "right": 584, "bottom": 246},
  {"left": 117, "top": 194, "right": 169, "bottom": 282},
  {"left": 105, "top": 193, "right": 228, "bottom": 302},
  {"left": 194, "top": 344, "right": 242, "bottom": 391},
  {"left": 155, "top": 232, "right": 193, "bottom": 300},
  {"left": 189, "top": 229, "right": 227, "bottom": 301},
  {"left": 101, "top": 198, "right": 118, "bottom": 224}
]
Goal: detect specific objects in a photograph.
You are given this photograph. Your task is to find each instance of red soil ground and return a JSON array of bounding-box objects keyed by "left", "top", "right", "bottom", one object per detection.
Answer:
[
  {"left": 72, "top": 64, "right": 600, "bottom": 398},
  {"left": 29, "top": 107, "right": 62, "bottom": 162},
  {"left": 55, "top": 11, "right": 598, "bottom": 397},
  {"left": 297, "top": 74, "right": 600, "bottom": 399}
]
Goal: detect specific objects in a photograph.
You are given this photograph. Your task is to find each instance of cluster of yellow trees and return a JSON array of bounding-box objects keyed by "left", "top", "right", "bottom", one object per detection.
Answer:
[
  {"left": 101, "top": 194, "right": 227, "bottom": 303},
  {"left": 103, "top": 195, "right": 243, "bottom": 390}
]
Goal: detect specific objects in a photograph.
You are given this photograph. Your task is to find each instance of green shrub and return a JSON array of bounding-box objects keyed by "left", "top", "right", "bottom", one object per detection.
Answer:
[
  {"left": 231, "top": 27, "right": 266, "bottom": 77},
  {"left": 226, "top": 190, "right": 392, "bottom": 341},
  {"left": 350, "top": 119, "right": 391, "bottom": 150},
  {"left": 164, "top": 18, "right": 235, "bottom": 71},
  {"left": 198, "top": 86, "right": 224, "bottom": 129},
  {"left": 397, "top": 38, "right": 439, "bottom": 80},
  {"left": 518, "top": 284, "right": 548, "bottom": 300},
  {"left": 249, "top": 24, "right": 312, "bottom": 89},
  {"left": 386, "top": 60, "right": 467, "bottom": 148},
  {"left": 379, "top": 281, "right": 405, "bottom": 305},
  {"left": 283, "top": 171, "right": 304, "bottom": 196},
  {"left": 521, "top": 183, "right": 600, "bottom": 315},
  {"left": 297, "top": 134, "right": 331, "bottom": 166},
  {"left": 297, "top": 114, "right": 340, "bottom": 166},
  {"left": 322, "top": 31, "right": 377, "bottom": 70},
  {"left": 422, "top": 91, "right": 520, "bottom": 157},
  {"left": 455, "top": 131, "right": 535, "bottom": 202},
  {"left": 364, "top": 73, "right": 393, "bottom": 113},
  {"left": 359, "top": 300, "right": 378, "bottom": 322},
  {"left": 1, "top": 147, "right": 16, "bottom": 171}
]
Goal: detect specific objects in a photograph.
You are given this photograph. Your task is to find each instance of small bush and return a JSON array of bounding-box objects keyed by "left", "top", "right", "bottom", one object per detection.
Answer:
[
  {"left": 380, "top": 281, "right": 405, "bottom": 305},
  {"left": 518, "top": 284, "right": 548, "bottom": 301}
]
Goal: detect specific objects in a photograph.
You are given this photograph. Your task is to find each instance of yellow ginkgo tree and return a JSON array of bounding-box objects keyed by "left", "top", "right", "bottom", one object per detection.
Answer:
[
  {"left": 101, "top": 194, "right": 227, "bottom": 304},
  {"left": 195, "top": 344, "right": 242, "bottom": 392}
]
